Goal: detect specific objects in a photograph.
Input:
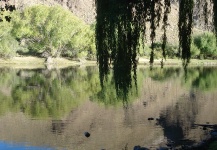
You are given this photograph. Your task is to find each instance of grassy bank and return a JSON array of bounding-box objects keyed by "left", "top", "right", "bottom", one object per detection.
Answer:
[
  {"left": 0, "top": 56, "right": 96, "bottom": 69},
  {"left": 1, "top": 56, "right": 217, "bottom": 69},
  {"left": 139, "top": 58, "right": 217, "bottom": 66}
]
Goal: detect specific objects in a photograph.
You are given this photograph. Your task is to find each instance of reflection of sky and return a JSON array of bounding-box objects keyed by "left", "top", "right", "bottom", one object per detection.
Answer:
[{"left": 0, "top": 141, "right": 54, "bottom": 150}]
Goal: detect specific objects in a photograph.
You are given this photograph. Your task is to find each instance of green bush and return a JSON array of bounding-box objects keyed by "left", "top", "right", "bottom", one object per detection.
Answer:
[
  {"left": 192, "top": 32, "right": 217, "bottom": 59},
  {"left": 144, "top": 42, "right": 179, "bottom": 59},
  {"left": 190, "top": 41, "right": 200, "bottom": 58},
  {"left": 139, "top": 43, "right": 151, "bottom": 57},
  {"left": 63, "top": 22, "right": 96, "bottom": 59},
  {"left": 11, "top": 5, "right": 96, "bottom": 59}
]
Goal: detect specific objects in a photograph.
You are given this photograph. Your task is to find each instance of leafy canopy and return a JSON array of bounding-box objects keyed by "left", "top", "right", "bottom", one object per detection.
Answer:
[
  {"left": 192, "top": 32, "right": 217, "bottom": 59},
  {"left": 0, "top": 20, "right": 20, "bottom": 58},
  {"left": 12, "top": 5, "right": 95, "bottom": 58}
]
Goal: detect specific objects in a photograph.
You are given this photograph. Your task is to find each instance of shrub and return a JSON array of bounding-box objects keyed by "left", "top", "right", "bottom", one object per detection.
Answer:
[
  {"left": 0, "top": 21, "right": 20, "bottom": 58},
  {"left": 192, "top": 32, "right": 217, "bottom": 59},
  {"left": 144, "top": 42, "right": 179, "bottom": 59},
  {"left": 11, "top": 5, "right": 96, "bottom": 59}
]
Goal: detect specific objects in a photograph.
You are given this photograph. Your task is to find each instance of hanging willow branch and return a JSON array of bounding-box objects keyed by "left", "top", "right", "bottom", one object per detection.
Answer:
[
  {"left": 203, "top": 0, "right": 208, "bottom": 27},
  {"left": 150, "top": 0, "right": 163, "bottom": 65},
  {"left": 213, "top": 0, "right": 217, "bottom": 40},
  {"left": 178, "top": 0, "right": 194, "bottom": 67},
  {"left": 95, "top": 0, "right": 217, "bottom": 97},
  {"left": 95, "top": 0, "right": 170, "bottom": 96},
  {"left": 162, "top": 0, "right": 171, "bottom": 61}
]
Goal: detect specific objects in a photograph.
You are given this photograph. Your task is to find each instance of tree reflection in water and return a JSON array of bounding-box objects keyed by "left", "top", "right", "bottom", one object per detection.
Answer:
[
  {"left": 10, "top": 67, "right": 98, "bottom": 119},
  {"left": 0, "top": 66, "right": 217, "bottom": 119},
  {"left": 89, "top": 67, "right": 147, "bottom": 107},
  {"left": 0, "top": 66, "right": 217, "bottom": 149}
]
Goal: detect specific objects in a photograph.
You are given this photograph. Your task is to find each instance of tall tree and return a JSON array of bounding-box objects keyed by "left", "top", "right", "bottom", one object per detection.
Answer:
[
  {"left": 95, "top": 0, "right": 217, "bottom": 97},
  {"left": 11, "top": 5, "right": 90, "bottom": 58},
  {"left": 1, "top": 0, "right": 217, "bottom": 98}
]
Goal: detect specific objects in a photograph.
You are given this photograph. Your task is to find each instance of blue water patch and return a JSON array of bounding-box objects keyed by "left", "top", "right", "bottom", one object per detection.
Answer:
[{"left": 0, "top": 141, "right": 54, "bottom": 150}]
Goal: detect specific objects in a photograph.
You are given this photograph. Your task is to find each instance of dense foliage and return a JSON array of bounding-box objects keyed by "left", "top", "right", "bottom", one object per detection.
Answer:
[
  {"left": 0, "top": 5, "right": 95, "bottom": 59},
  {"left": 95, "top": 0, "right": 217, "bottom": 96},
  {"left": 1, "top": 1, "right": 217, "bottom": 98},
  {"left": 192, "top": 32, "right": 217, "bottom": 59},
  {"left": 145, "top": 32, "right": 217, "bottom": 60},
  {"left": 147, "top": 42, "right": 179, "bottom": 59},
  {"left": 0, "top": 21, "right": 20, "bottom": 58},
  {"left": 12, "top": 5, "right": 95, "bottom": 58},
  {"left": 0, "top": 5, "right": 20, "bottom": 58}
]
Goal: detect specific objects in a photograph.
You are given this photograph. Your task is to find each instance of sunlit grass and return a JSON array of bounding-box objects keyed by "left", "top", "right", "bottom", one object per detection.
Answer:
[
  {"left": 138, "top": 58, "right": 217, "bottom": 66},
  {"left": 0, "top": 56, "right": 96, "bottom": 69},
  {"left": 1, "top": 56, "right": 217, "bottom": 69}
]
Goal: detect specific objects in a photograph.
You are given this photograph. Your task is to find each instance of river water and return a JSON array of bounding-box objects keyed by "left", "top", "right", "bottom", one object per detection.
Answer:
[{"left": 0, "top": 66, "right": 216, "bottom": 150}]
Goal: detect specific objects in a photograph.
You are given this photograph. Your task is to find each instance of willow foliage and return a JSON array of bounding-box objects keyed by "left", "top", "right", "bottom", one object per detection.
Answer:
[
  {"left": 96, "top": 0, "right": 167, "bottom": 95},
  {"left": 95, "top": 0, "right": 217, "bottom": 96},
  {"left": 214, "top": 0, "right": 217, "bottom": 39},
  {"left": 178, "top": 0, "right": 194, "bottom": 67},
  {"left": 1, "top": 0, "right": 217, "bottom": 98}
]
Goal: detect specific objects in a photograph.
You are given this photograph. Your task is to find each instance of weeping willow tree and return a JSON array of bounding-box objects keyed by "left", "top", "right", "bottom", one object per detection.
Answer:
[
  {"left": 95, "top": 0, "right": 217, "bottom": 97},
  {"left": 1, "top": 0, "right": 217, "bottom": 99}
]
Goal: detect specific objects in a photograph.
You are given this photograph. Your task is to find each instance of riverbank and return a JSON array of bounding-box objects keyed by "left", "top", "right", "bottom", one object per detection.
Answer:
[
  {"left": 0, "top": 56, "right": 96, "bottom": 69},
  {"left": 1, "top": 56, "right": 217, "bottom": 69},
  {"left": 139, "top": 58, "right": 217, "bottom": 66}
]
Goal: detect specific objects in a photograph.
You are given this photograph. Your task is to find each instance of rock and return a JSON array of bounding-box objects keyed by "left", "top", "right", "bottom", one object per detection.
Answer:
[
  {"left": 84, "top": 132, "right": 90, "bottom": 137},
  {"left": 133, "top": 145, "right": 149, "bottom": 150},
  {"left": 134, "top": 146, "right": 141, "bottom": 150},
  {"left": 148, "top": 117, "right": 154, "bottom": 121},
  {"left": 166, "top": 143, "right": 172, "bottom": 147},
  {"left": 143, "top": 101, "right": 147, "bottom": 107}
]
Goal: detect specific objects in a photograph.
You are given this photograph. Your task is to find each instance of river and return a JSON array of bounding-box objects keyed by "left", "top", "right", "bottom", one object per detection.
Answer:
[{"left": 0, "top": 66, "right": 216, "bottom": 150}]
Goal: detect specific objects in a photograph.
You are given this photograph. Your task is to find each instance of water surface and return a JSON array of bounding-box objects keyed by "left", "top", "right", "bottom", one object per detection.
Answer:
[{"left": 0, "top": 66, "right": 216, "bottom": 150}]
